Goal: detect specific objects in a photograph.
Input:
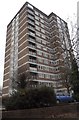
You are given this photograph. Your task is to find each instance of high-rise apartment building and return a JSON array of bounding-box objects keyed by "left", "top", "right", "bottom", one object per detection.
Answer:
[{"left": 3, "top": 2, "right": 71, "bottom": 97}]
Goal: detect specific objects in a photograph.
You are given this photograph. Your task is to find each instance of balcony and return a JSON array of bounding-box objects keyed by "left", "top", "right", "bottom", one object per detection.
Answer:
[
  {"left": 29, "top": 59, "right": 36, "bottom": 62},
  {"left": 29, "top": 32, "right": 35, "bottom": 37},
  {"left": 27, "top": 9, "right": 34, "bottom": 15},
  {"left": 29, "top": 44, "right": 36, "bottom": 49},
  {"left": 28, "top": 20, "right": 35, "bottom": 26},
  {"left": 29, "top": 51, "right": 36, "bottom": 56},
  {"left": 28, "top": 37, "right": 36, "bottom": 43},
  {"left": 28, "top": 25, "right": 35, "bottom": 32},
  {"left": 28, "top": 14, "right": 34, "bottom": 21},
  {"left": 29, "top": 41, "right": 36, "bottom": 48},
  {"left": 29, "top": 67, "right": 37, "bottom": 72}
]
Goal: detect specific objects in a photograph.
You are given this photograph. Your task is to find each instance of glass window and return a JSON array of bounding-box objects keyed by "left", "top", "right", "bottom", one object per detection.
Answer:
[
  {"left": 40, "top": 19, "right": 44, "bottom": 23},
  {"left": 11, "top": 41, "right": 14, "bottom": 46},
  {"left": 35, "top": 11, "right": 39, "bottom": 16},
  {"left": 28, "top": 9, "right": 34, "bottom": 15},
  {"left": 37, "top": 50, "right": 42, "bottom": 55},
  {"left": 28, "top": 14, "right": 34, "bottom": 20},
  {"left": 58, "top": 23, "right": 62, "bottom": 29},
  {"left": 41, "top": 29, "right": 45, "bottom": 33},
  {"left": 35, "top": 20, "right": 39, "bottom": 25},
  {"left": 45, "top": 74, "right": 50, "bottom": 79},
  {"left": 41, "top": 34, "right": 45, "bottom": 39},
  {"left": 42, "top": 40, "right": 46, "bottom": 45},
  {"left": 38, "top": 65, "right": 43, "bottom": 70},
  {"left": 36, "top": 31, "right": 41, "bottom": 37},
  {"left": 12, "top": 19, "right": 15, "bottom": 26},
  {"left": 44, "top": 59, "right": 48, "bottom": 64},
  {"left": 36, "top": 37, "right": 41, "bottom": 43},
  {"left": 40, "top": 14, "right": 43, "bottom": 18},
  {"left": 43, "top": 53, "right": 48, "bottom": 57},
  {"left": 35, "top": 15, "right": 39, "bottom": 20},
  {"left": 28, "top": 4, "right": 33, "bottom": 9},
  {"left": 41, "top": 24, "right": 44, "bottom": 28},
  {"left": 44, "top": 66, "right": 49, "bottom": 71},
  {"left": 37, "top": 44, "right": 41, "bottom": 49},
  {"left": 42, "top": 47, "right": 47, "bottom": 51},
  {"left": 36, "top": 26, "right": 40, "bottom": 31},
  {"left": 39, "top": 73, "right": 44, "bottom": 78},
  {"left": 38, "top": 58, "right": 43, "bottom": 63}
]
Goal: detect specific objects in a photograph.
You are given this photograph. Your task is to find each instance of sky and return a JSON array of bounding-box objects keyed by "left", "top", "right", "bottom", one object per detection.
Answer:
[{"left": 0, "top": 0, "right": 78, "bottom": 88}]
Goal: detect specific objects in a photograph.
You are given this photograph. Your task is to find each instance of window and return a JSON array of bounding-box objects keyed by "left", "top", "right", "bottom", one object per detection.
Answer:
[
  {"left": 45, "top": 26, "right": 49, "bottom": 31},
  {"left": 44, "top": 59, "right": 48, "bottom": 64},
  {"left": 36, "top": 26, "right": 40, "bottom": 31},
  {"left": 41, "top": 24, "right": 44, "bottom": 28},
  {"left": 35, "top": 15, "right": 39, "bottom": 20},
  {"left": 36, "top": 31, "right": 41, "bottom": 37},
  {"left": 37, "top": 44, "right": 41, "bottom": 49},
  {"left": 35, "top": 20, "right": 39, "bottom": 25},
  {"left": 41, "top": 34, "right": 45, "bottom": 39},
  {"left": 49, "top": 54, "right": 51, "bottom": 59},
  {"left": 45, "top": 74, "right": 50, "bottom": 79},
  {"left": 38, "top": 65, "right": 43, "bottom": 70},
  {"left": 36, "top": 37, "right": 41, "bottom": 43},
  {"left": 44, "top": 66, "right": 49, "bottom": 71},
  {"left": 37, "top": 50, "right": 42, "bottom": 55},
  {"left": 39, "top": 73, "right": 44, "bottom": 78},
  {"left": 29, "top": 31, "right": 35, "bottom": 37},
  {"left": 11, "top": 41, "right": 14, "bottom": 46},
  {"left": 12, "top": 19, "right": 15, "bottom": 26},
  {"left": 42, "top": 40, "right": 46, "bottom": 45},
  {"left": 44, "top": 16, "right": 47, "bottom": 20},
  {"left": 28, "top": 20, "right": 35, "bottom": 25},
  {"left": 40, "top": 19, "right": 44, "bottom": 23},
  {"left": 43, "top": 53, "right": 48, "bottom": 57},
  {"left": 56, "top": 74, "right": 61, "bottom": 79},
  {"left": 28, "top": 14, "right": 34, "bottom": 20},
  {"left": 41, "top": 29, "right": 45, "bottom": 33},
  {"left": 35, "top": 11, "right": 39, "bottom": 16},
  {"left": 42, "top": 47, "right": 47, "bottom": 51},
  {"left": 38, "top": 58, "right": 43, "bottom": 63},
  {"left": 58, "top": 23, "right": 62, "bottom": 29},
  {"left": 40, "top": 14, "right": 43, "bottom": 18},
  {"left": 28, "top": 4, "right": 33, "bottom": 9},
  {"left": 45, "top": 21, "right": 48, "bottom": 26},
  {"left": 28, "top": 9, "right": 34, "bottom": 15},
  {"left": 12, "top": 35, "right": 14, "bottom": 40}
]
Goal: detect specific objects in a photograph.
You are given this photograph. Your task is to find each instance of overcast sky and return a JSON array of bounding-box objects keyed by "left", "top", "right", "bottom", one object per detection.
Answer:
[{"left": 0, "top": 0, "right": 78, "bottom": 87}]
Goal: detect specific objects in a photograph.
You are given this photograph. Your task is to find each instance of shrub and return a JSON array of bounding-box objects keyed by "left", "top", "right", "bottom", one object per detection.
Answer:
[{"left": 3, "top": 86, "right": 56, "bottom": 110}]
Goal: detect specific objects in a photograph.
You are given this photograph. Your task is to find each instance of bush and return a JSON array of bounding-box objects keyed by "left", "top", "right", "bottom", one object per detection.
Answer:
[
  {"left": 3, "top": 86, "right": 56, "bottom": 110},
  {"left": 73, "top": 93, "right": 79, "bottom": 102}
]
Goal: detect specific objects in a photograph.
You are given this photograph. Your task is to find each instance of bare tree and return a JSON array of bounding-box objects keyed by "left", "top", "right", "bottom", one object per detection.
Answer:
[
  {"left": 61, "top": 16, "right": 78, "bottom": 94},
  {"left": 10, "top": 71, "right": 38, "bottom": 95},
  {"left": 67, "top": 15, "right": 77, "bottom": 59}
]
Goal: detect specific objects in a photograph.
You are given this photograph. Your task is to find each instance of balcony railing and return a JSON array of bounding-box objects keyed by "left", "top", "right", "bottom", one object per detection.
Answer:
[
  {"left": 29, "top": 51, "right": 36, "bottom": 56},
  {"left": 28, "top": 14, "right": 34, "bottom": 20},
  {"left": 28, "top": 38, "right": 35, "bottom": 43},
  {"left": 29, "top": 59, "right": 36, "bottom": 63},
  {"left": 29, "top": 67, "right": 37, "bottom": 72},
  {"left": 29, "top": 32, "right": 35, "bottom": 37},
  {"left": 28, "top": 9, "right": 34, "bottom": 15},
  {"left": 28, "top": 25, "right": 35, "bottom": 31},
  {"left": 28, "top": 20, "right": 35, "bottom": 26},
  {"left": 29, "top": 44, "right": 36, "bottom": 49}
]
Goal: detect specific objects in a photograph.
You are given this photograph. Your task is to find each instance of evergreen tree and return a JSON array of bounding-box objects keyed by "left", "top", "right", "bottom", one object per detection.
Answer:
[{"left": 70, "top": 58, "right": 79, "bottom": 101}]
